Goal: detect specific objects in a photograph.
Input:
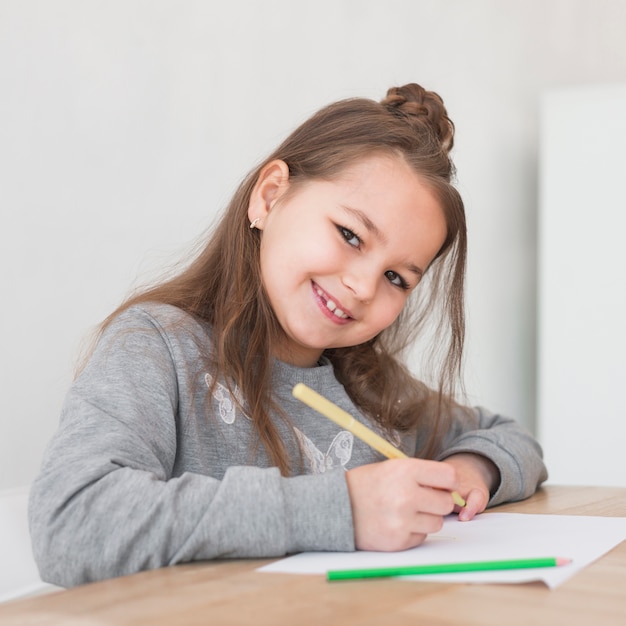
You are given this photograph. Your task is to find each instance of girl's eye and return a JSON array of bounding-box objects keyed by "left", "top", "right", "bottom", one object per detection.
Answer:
[
  {"left": 338, "top": 226, "right": 361, "bottom": 248},
  {"left": 385, "top": 270, "right": 409, "bottom": 290}
]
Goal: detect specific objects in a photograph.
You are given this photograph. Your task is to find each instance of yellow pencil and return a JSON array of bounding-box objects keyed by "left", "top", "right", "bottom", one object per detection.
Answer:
[{"left": 292, "top": 383, "right": 466, "bottom": 508}]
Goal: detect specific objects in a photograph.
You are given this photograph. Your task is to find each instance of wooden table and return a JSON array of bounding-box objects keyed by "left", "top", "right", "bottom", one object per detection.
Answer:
[{"left": 1, "top": 485, "right": 625, "bottom": 625}]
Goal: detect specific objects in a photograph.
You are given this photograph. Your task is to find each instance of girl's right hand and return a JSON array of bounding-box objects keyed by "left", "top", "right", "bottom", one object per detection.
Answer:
[{"left": 345, "top": 458, "right": 458, "bottom": 552}]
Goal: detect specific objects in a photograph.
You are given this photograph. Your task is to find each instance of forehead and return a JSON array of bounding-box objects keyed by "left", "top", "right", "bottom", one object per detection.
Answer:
[
  {"left": 328, "top": 155, "right": 442, "bottom": 217},
  {"left": 323, "top": 153, "right": 435, "bottom": 198}
]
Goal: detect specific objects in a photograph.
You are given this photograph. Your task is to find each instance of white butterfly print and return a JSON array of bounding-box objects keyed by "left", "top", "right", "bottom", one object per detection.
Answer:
[
  {"left": 294, "top": 428, "right": 354, "bottom": 474},
  {"left": 204, "top": 373, "right": 247, "bottom": 424}
]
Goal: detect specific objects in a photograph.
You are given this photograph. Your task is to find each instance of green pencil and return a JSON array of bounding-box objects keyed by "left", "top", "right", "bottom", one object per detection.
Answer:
[{"left": 326, "top": 557, "right": 571, "bottom": 581}]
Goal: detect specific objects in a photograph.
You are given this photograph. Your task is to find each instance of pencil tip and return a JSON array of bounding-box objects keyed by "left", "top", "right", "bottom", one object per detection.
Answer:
[
  {"left": 556, "top": 557, "right": 572, "bottom": 566},
  {"left": 451, "top": 492, "right": 466, "bottom": 507}
]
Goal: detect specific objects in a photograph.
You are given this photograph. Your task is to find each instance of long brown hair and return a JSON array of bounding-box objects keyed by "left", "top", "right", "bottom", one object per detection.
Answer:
[{"left": 96, "top": 83, "right": 467, "bottom": 473}]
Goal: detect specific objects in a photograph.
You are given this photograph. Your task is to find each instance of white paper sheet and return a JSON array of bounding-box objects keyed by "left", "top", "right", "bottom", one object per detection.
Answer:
[{"left": 259, "top": 513, "right": 626, "bottom": 589}]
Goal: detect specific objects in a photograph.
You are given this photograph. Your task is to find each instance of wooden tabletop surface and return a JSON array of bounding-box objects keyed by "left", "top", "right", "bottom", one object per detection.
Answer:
[{"left": 1, "top": 485, "right": 625, "bottom": 625}]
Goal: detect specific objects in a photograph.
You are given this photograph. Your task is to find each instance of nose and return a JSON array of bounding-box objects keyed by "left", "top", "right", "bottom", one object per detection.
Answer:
[{"left": 342, "top": 265, "right": 378, "bottom": 304}]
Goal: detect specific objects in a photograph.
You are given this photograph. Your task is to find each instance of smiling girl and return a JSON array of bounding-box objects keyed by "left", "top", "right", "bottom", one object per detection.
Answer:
[{"left": 29, "top": 84, "right": 547, "bottom": 586}]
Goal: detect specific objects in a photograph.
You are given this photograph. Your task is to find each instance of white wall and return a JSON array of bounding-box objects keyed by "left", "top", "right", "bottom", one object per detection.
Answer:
[
  {"left": 538, "top": 83, "right": 626, "bottom": 486},
  {"left": 2, "top": 0, "right": 626, "bottom": 490}
]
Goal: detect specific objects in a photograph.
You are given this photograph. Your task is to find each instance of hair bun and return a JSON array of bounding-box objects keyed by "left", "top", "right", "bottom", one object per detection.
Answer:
[{"left": 382, "top": 84, "right": 455, "bottom": 152}]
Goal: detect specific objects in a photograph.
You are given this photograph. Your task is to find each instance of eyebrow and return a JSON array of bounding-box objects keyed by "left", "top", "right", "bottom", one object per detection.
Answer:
[{"left": 340, "top": 205, "right": 424, "bottom": 278}]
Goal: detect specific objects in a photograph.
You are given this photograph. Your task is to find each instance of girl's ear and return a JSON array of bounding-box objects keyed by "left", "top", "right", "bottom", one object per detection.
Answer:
[{"left": 247, "top": 160, "right": 290, "bottom": 229}]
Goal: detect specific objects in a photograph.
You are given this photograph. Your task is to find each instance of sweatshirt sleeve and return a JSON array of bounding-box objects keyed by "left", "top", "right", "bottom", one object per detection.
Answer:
[
  {"left": 432, "top": 405, "right": 548, "bottom": 506},
  {"left": 28, "top": 308, "right": 354, "bottom": 588}
]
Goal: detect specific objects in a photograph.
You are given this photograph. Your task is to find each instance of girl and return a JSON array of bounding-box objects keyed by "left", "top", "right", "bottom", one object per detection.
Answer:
[{"left": 29, "top": 83, "right": 547, "bottom": 587}]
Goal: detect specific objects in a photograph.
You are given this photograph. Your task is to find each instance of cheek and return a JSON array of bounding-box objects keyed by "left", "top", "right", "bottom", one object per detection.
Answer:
[
  {"left": 372, "top": 295, "right": 407, "bottom": 330},
  {"left": 258, "top": 240, "right": 286, "bottom": 297}
]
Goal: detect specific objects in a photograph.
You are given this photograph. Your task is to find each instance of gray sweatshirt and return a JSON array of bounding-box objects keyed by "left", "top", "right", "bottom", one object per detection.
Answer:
[{"left": 29, "top": 303, "right": 547, "bottom": 587}]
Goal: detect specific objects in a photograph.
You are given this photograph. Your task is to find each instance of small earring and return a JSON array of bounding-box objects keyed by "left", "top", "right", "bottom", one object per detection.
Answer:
[{"left": 249, "top": 218, "right": 261, "bottom": 230}]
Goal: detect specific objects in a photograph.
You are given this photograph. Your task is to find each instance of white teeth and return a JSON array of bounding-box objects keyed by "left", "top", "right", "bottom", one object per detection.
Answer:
[
  {"left": 327, "top": 301, "right": 348, "bottom": 319},
  {"left": 316, "top": 287, "right": 349, "bottom": 318}
]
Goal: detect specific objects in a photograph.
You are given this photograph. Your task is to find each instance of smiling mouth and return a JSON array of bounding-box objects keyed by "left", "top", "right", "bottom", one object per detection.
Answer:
[{"left": 314, "top": 284, "right": 351, "bottom": 320}]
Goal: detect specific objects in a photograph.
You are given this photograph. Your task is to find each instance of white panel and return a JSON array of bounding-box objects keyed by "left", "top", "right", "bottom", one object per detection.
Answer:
[{"left": 538, "top": 83, "right": 626, "bottom": 486}]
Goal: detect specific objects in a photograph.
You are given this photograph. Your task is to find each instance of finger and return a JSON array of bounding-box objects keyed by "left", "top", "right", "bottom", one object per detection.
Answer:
[
  {"left": 408, "top": 459, "right": 459, "bottom": 492},
  {"left": 405, "top": 532, "right": 429, "bottom": 550},
  {"left": 415, "top": 485, "right": 456, "bottom": 516},
  {"left": 457, "top": 488, "right": 488, "bottom": 522},
  {"left": 413, "top": 511, "right": 446, "bottom": 535},
  {"left": 390, "top": 531, "right": 429, "bottom": 552}
]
